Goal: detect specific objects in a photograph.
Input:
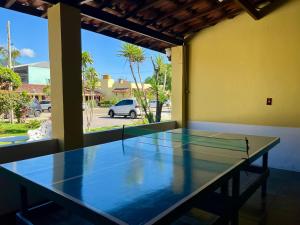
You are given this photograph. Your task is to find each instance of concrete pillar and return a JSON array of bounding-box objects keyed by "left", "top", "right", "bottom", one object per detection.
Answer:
[
  {"left": 171, "top": 45, "right": 188, "bottom": 128},
  {"left": 48, "top": 3, "right": 83, "bottom": 150}
]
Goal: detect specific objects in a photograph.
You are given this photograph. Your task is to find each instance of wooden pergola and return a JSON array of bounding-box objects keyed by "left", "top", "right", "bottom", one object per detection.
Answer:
[{"left": 1, "top": 0, "right": 281, "bottom": 52}]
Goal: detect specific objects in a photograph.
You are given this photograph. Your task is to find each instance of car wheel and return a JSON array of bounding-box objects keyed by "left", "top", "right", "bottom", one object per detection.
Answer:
[
  {"left": 109, "top": 110, "right": 114, "bottom": 118},
  {"left": 34, "top": 110, "right": 41, "bottom": 117},
  {"left": 129, "top": 111, "right": 137, "bottom": 119},
  {"left": 48, "top": 107, "right": 51, "bottom": 112}
]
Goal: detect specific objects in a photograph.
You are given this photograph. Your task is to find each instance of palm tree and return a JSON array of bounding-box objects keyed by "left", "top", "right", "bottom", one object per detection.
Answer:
[
  {"left": 82, "top": 51, "right": 94, "bottom": 73},
  {"left": 149, "top": 55, "right": 171, "bottom": 122},
  {"left": 118, "top": 43, "right": 154, "bottom": 123},
  {"left": 0, "top": 47, "right": 7, "bottom": 66},
  {"left": 81, "top": 52, "right": 100, "bottom": 131},
  {"left": 0, "top": 47, "right": 20, "bottom": 68},
  {"left": 11, "top": 49, "right": 20, "bottom": 68},
  {"left": 85, "top": 66, "right": 100, "bottom": 108},
  {"left": 0, "top": 46, "right": 5, "bottom": 56}
]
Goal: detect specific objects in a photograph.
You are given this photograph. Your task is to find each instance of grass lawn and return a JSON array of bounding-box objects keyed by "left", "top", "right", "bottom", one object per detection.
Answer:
[
  {"left": 88, "top": 125, "right": 122, "bottom": 132},
  {"left": 0, "top": 122, "right": 29, "bottom": 137},
  {"left": 87, "top": 121, "right": 146, "bottom": 133},
  {"left": 0, "top": 122, "right": 28, "bottom": 145},
  {"left": 0, "top": 121, "right": 42, "bottom": 145}
]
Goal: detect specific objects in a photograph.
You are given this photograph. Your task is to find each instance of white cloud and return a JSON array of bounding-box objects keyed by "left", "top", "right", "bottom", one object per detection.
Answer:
[{"left": 20, "top": 48, "right": 36, "bottom": 58}]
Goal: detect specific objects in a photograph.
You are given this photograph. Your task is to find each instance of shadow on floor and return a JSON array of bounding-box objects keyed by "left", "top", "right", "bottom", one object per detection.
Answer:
[{"left": 240, "top": 168, "right": 300, "bottom": 225}]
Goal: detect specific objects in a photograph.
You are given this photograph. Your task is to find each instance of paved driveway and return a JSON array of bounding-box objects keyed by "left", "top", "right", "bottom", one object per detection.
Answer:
[{"left": 37, "top": 107, "right": 171, "bottom": 130}]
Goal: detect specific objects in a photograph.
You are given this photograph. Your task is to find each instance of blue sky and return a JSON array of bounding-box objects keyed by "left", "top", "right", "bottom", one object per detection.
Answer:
[{"left": 0, "top": 7, "right": 168, "bottom": 81}]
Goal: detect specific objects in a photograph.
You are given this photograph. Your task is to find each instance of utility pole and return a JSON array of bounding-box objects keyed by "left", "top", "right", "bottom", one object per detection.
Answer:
[
  {"left": 7, "top": 21, "right": 14, "bottom": 123},
  {"left": 7, "top": 21, "right": 12, "bottom": 69}
]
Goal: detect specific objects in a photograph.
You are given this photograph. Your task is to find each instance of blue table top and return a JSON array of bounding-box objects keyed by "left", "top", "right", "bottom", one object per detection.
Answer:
[{"left": 1, "top": 129, "right": 279, "bottom": 225}]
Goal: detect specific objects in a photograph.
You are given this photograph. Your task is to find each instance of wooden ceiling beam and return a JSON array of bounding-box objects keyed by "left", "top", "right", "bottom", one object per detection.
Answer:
[
  {"left": 130, "top": 0, "right": 164, "bottom": 13},
  {"left": 1, "top": 1, "right": 44, "bottom": 17},
  {"left": 134, "top": 37, "right": 148, "bottom": 44},
  {"left": 79, "top": 4, "right": 183, "bottom": 45},
  {"left": 5, "top": 0, "right": 16, "bottom": 8},
  {"left": 80, "top": 0, "right": 93, "bottom": 5},
  {"left": 41, "top": 0, "right": 182, "bottom": 45},
  {"left": 234, "top": 0, "right": 261, "bottom": 19},
  {"left": 122, "top": 0, "right": 146, "bottom": 19},
  {"left": 96, "top": 23, "right": 111, "bottom": 32},
  {"left": 161, "top": 1, "right": 234, "bottom": 32},
  {"left": 184, "top": 8, "right": 241, "bottom": 37},
  {"left": 42, "top": 0, "right": 110, "bottom": 8},
  {"left": 116, "top": 0, "right": 165, "bottom": 20},
  {"left": 143, "top": 0, "right": 203, "bottom": 27}
]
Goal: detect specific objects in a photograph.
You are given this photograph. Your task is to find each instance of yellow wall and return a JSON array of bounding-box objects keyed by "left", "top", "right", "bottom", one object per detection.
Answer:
[
  {"left": 48, "top": 3, "right": 83, "bottom": 150},
  {"left": 171, "top": 46, "right": 187, "bottom": 127},
  {"left": 188, "top": 0, "right": 300, "bottom": 127}
]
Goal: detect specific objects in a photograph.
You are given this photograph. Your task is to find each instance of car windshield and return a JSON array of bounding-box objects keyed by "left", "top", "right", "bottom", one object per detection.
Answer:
[{"left": 116, "top": 100, "right": 133, "bottom": 106}]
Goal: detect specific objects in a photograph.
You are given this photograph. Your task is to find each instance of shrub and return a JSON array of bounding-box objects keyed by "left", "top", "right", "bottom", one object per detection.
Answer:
[
  {"left": 14, "top": 92, "right": 31, "bottom": 123},
  {"left": 110, "top": 96, "right": 120, "bottom": 105},
  {"left": 0, "top": 92, "right": 31, "bottom": 123},
  {"left": 101, "top": 100, "right": 111, "bottom": 107},
  {"left": 0, "top": 66, "right": 21, "bottom": 90},
  {"left": 26, "top": 120, "right": 41, "bottom": 129}
]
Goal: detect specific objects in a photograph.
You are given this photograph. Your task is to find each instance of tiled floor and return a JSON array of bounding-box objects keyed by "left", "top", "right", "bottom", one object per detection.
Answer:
[
  {"left": 1, "top": 168, "right": 300, "bottom": 225},
  {"left": 239, "top": 168, "right": 300, "bottom": 225}
]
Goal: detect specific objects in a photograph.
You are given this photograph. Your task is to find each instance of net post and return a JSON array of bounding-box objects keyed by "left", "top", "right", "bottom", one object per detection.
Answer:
[
  {"left": 245, "top": 137, "right": 250, "bottom": 158},
  {"left": 122, "top": 125, "right": 125, "bottom": 140}
]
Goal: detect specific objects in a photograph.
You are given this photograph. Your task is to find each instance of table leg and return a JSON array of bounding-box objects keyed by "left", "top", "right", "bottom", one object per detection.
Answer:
[
  {"left": 221, "top": 180, "right": 230, "bottom": 225},
  {"left": 221, "top": 180, "right": 229, "bottom": 196},
  {"left": 231, "top": 172, "right": 240, "bottom": 225},
  {"left": 262, "top": 153, "right": 269, "bottom": 198},
  {"left": 20, "top": 185, "right": 29, "bottom": 214}
]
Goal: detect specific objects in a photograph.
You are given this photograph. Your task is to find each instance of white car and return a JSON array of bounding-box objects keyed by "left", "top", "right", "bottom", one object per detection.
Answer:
[
  {"left": 108, "top": 99, "right": 141, "bottom": 119},
  {"left": 149, "top": 100, "right": 158, "bottom": 108},
  {"left": 149, "top": 100, "right": 171, "bottom": 108},
  {"left": 40, "top": 100, "right": 51, "bottom": 112}
]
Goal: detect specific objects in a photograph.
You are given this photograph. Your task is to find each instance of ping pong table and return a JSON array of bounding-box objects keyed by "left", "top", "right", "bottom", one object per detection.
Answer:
[{"left": 0, "top": 128, "right": 280, "bottom": 225}]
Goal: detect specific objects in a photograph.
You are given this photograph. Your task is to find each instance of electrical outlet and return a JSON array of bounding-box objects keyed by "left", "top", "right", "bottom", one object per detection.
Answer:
[{"left": 266, "top": 98, "right": 272, "bottom": 105}]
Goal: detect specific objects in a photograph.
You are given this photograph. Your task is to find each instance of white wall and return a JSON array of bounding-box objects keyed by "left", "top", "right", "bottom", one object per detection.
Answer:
[{"left": 189, "top": 121, "right": 300, "bottom": 172}]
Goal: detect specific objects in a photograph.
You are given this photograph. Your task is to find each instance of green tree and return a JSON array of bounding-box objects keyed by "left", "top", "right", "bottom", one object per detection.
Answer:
[
  {"left": 84, "top": 66, "right": 100, "bottom": 130},
  {"left": 0, "top": 46, "right": 5, "bottom": 60},
  {"left": 147, "top": 55, "right": 171, "bottom": 122},
  {"left": 0, "top": 47, "right": 6, "bottom": 66},
  {"left": 13, "top": 92, "right": 30, "bottom": 123},
  {"left": 81, "top": 51, "right": 101, "bottom": 131},
  {"left": 0, "top": 47, "right": 21, "bottom": 68},
  {"left": 82, "top": 51, "right": 94, "bottom": 73},
  {"left": 85, "top": 67, "right": 99, "bottom": 95},
  {"left": 0, "top": 92, "right": 12, "bottom": 119},
  {"left": 0, "top": 65, "right": 21, "bottom": 90},
  {"left": 0, "top": 92, "right": 30, "bottom": 123},
  {"left": 118, "top": 43, "right": 154, "bottom": 123},
  {"left": 0, "top": 66, "right": 22, "bottom": 123},
  {"left": 11, "top": 49, "right": 21, "bottom": 68},
  {"left": 43, "top": 80, "right": 51, "bottom": 97}
]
